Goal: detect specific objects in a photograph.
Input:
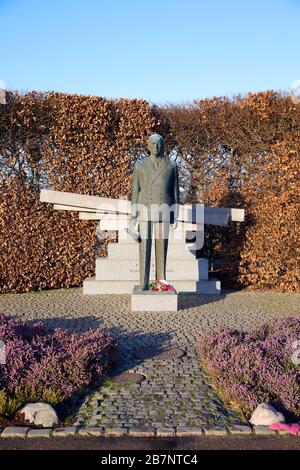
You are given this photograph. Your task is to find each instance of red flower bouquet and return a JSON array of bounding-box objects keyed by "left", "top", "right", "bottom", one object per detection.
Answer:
[{"left": 148, "top": 280, "right": 176, "bottom": 292}]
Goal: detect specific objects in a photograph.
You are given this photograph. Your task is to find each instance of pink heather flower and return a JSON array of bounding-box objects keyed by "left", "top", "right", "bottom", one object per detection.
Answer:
[
  {"left": 0, "top": 313, "right": 118, "bottom": 405},
  {"left": 198, "top": 316, "right": 300, "bottom": 419}
]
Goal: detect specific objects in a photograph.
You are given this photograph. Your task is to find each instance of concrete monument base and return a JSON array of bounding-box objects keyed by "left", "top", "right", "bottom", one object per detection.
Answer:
[
  {"left": 83, "top": 277, "right": 221, "bottom": 295},
  {"left": 131, "top": 286, "right": 178, "bottom": 312}
]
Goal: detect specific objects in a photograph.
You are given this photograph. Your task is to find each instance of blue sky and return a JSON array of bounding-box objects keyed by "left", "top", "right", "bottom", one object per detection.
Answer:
[{"left": 1, "top": 0, "right": 300, "bottom": 103}]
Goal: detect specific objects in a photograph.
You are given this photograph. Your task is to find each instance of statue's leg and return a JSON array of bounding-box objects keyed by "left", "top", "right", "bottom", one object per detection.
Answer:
[
  {"left": 139, "top": 220, "right": 152, "bottom": 290},
  {"left": 154, "top": 221, "right": 170, "bottom": 281}
]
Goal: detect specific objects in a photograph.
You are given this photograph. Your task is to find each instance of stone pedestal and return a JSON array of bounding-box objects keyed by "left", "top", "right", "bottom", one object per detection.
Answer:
[
  {"left": 131, "top": 286, "right": 178, "bottom": 312},
  {"left": 83, "top": 230, "right": 221, "bottom": 295}
]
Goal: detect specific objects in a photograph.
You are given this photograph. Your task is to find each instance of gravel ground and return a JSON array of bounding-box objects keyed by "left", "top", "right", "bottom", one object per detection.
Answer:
[{"left": 0, "top": 288, "right": 299, "bottom": 430}]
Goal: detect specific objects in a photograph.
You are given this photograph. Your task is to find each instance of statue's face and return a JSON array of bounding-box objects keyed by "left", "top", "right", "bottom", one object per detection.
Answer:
[{"left": 148, "top": 135, "right": 164, "bottom": 157}]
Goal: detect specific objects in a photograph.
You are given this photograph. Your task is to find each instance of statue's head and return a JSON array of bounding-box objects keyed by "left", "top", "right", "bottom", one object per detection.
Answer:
[{"left": 147, "top": 133, "right": 165, "bottom": 157}]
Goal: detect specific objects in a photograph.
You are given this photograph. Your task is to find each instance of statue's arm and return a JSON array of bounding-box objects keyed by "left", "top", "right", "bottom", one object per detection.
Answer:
[{"left": 131, "top": 163, "right": 140, "bottom": 220}]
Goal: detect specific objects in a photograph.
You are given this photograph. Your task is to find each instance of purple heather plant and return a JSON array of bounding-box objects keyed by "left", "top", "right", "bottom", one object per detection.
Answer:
[
  {"left": 198, "top": 317, "right": 300, "bottom": 419},
  {"left": 0, "top": 313, "right": 118, "bottom": 415}
]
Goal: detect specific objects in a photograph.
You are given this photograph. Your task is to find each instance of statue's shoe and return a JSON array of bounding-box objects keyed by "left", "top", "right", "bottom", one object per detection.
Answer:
[{"left": 135, "top": 285, "right": 149, "bottom": 292}]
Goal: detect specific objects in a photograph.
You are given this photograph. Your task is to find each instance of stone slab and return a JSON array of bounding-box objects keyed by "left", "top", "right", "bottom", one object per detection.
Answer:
[
  {"left": 95, "top": 258, "right": 209, "bottom": 281},
  {"left": 44, "top": 190, "right": 244, "bottom": 224},
  {"left": 79, "top": 209, "right": 244, "bottom": 225},
  {"left": 83, "top": 277, "right": 221, "bottom": 295},
  {"left": 100, "top": 219, "right": 200, "bottom": 231},
  {"left": 79, "top": 212, "right": 130, "bottom": 220},
  {"left": 129, "top": 428, "right": 156, "bottom": 437},
  {"left": 253, "top": 425, "right": 276, "bottom": 435},
  {"left": 54, "top": 204, "right": 98, "bottom": 213},
  {"left": 107, "top": 242, "right": 197, "bottom": 260},
  {"left": 52, "top": 427, "right": 78, "bottom": 437},
  {"left": 27, "top": 429, "right": 52, "bottom": 438},
  {"left": 78, "top": 426, "right": 104, "bottom": 437},
  {"left": 1, "top": 427, "right": 29, "bottom": 438},
  {"left": 176, "top": 427, "right": 204, "bottom": 436},
  {"left": 156, "top": 427, "right": 176, "bottom": 437},
  {"left": 41, "top": 189, "right": 131, "bottom": 214},
  {"left": 203, "top": 426, "right": 228, "bottom": 436},
  {"left": 229, "top": 425, "right": 253, "bottom": 435},
  {"left": 104, "top": 427, "right": 128, "bottom": 437},
  {"left": 131, "top": 287, "right": 178, "bottom": 312}
]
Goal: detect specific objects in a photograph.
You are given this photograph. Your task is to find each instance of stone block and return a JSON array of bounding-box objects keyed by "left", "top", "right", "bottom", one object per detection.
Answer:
[
  {"left": 1, "top": 427, "right": 29, "bottom": 438},
  {"left": 43, "top": 190, "right": 244, "bottom": 224},
  {"left": 107, "top": 242, "right": 197, "bottom": 260},
  {"left": 156, "top": 427, "right": 176, "bottom": 437},
  {"left": 129, "top": 428, "right": 156, "bottom": 437},
  {"left": 79, "top": 212, "right": 130, "bottom": 220},
  {"left": 176, "top": 427, "right": 204, "bottom": 436},
  {"left": 27, "top": 429, "right": 52, "bottom": 438},
  {"left": 131, "top": 287, "right": 178, "bottom": 312},
  {"left": 78, "top": 426, "right": 104, "bottom": 437},
  {"left": 253, "top": 425, "right": 276, "bottom": 435},
  {"left": 41, "top": 189, "right": 131, "bottom": 214},
  {"left": 83, "top": 277, "right": 221, "bottom": 295},
  {"left": 203, "top": 426, "right": 228, "bottom": 436},
  {"left": 95, "top": 258, "right": 209, "bottom": 281},
  {"left": 229, "top": 424, "right": 253, "bottom": 435},
  {"left": 52, "top": 427, "right": 78, "bottom": 437},
  {"left": 104, "top": 427, "right": 128, "bottom": 437}
]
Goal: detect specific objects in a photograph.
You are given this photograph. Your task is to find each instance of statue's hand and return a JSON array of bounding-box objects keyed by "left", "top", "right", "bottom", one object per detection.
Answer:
[
  {"left": 171, "top": 221, "right": 178, "bottom": 230},
  {"left": 129, "top": 217, "right": 138, "bottom": 229},
  {"left": 126, "top": 217, "right": 140, "bottom": 242}
]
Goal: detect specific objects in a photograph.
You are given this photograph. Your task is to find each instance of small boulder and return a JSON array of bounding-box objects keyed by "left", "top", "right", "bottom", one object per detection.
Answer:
[
  {"left": 250, "top": 403, "right": 285, "bottom": 426},
  {"left": 20, "top": 403, "right": 59, "bottom": 428}
]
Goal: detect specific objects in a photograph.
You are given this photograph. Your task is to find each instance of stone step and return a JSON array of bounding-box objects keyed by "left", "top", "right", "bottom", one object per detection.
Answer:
[
  {"left": 83, "top": 277, "right": 221, "bottom": 295},
  {"left": 95, "top": 258, "right": 209, "bottom": 281},
  {"left": 107, "top": 243, "right": 197, "bottom": 260},
  {"left": 131, "top": 287, "right": 178, "bottom": 312}
]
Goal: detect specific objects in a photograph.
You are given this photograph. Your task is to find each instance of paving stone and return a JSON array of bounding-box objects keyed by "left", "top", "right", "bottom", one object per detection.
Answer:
[
  {"left": 78, "top": 426, "right": 104, "bottom": 437},
  {"left": 1, "top": 427, "right": 29, "bottom": 438},
  {"left": 203, "top": 426, "right": 228, "bottom": 436},
  {"left": 27, "top": 429, "right": 52, "bottom": 438},
  {"left": 156, "top": 427, "right": 176, "bottom": 437},
  {"left": 176, "top": 427, "right": 204, "bottom": 436},
  {"left": 254, "top": 425, "right": 276, "bottom": 435},
  {"left": 129, "top": 428, "right": 156, "bottom": 437},
  {"left": 52, "top": 427, "right": 78, "bottom": 437},
  {"left": 229, "top": 425, "right": 253, "bottom": 435},
  {"left": 104, "top": 427, "right": 128, "bottom": 437}
]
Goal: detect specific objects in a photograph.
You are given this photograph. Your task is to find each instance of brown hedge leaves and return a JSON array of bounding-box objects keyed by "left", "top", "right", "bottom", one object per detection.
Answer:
[{"left": 0, "top": 90, "right": 299, "bottom": 293}]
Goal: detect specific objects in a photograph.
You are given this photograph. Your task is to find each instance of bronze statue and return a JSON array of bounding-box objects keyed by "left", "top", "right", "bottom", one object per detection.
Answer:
[{"left": 129, "top": 133, "right": 179, "bottom": 291}]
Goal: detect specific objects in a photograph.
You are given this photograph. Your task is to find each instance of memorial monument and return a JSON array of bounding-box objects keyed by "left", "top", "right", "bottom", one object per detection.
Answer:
[{"left": 39, "top": 135, "right": 245, "bottom": 311}]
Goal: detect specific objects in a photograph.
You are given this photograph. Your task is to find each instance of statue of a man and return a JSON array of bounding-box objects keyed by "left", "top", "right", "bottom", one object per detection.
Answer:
[{"left": 129, "top": 133, "right": 179, "bottom": 291}]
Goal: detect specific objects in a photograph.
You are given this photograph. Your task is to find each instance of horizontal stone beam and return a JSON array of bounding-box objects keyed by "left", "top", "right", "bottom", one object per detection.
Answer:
[
  {"left": 79, "top": 210, "right": 241, "bottom": 226},
  {"left": 41, "top": 189, "right": 245, "bottom": 225},
  {"left": 98, "top": 219, "right": 199, "bottom": 231},
  {"left": 79, "top": 212, "right": 131, "bottom": 220},
  {"left": 54, "top": 204, "right": 98, "bottom": 213},
  {"left": 40, "top": 189, "right": 131, "bottom": 213}
]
